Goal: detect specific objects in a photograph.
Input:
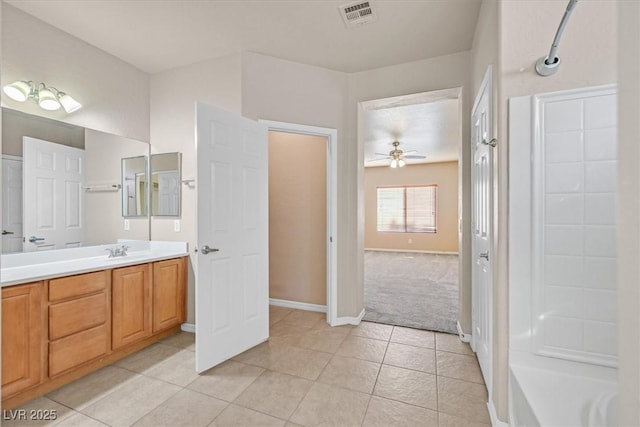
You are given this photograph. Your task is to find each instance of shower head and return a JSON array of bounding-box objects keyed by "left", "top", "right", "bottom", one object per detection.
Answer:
[{"left": 535, "top": 0, "right": 579, "bottom": 77}]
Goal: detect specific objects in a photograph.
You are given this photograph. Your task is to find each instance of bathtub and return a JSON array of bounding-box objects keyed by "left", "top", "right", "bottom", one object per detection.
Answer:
[{"left": 509, "top": 352, "right": 617, "bottom": 427}]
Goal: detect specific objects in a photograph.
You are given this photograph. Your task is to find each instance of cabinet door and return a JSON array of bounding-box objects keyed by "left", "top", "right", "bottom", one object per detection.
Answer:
[
  {"left": 2, "top": 282, "right": 43, "bottom": 397},
  {"left": 112, "top": 264, "right": 151, "bottom": 350},
  {"left": 153, "top": 258, "right": 186, "bottom": 332}
]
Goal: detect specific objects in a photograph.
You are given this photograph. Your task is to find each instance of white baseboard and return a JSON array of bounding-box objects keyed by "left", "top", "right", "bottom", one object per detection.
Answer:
[
  {"left": 269, "top": 298, "right": 327, "bottom": 313},
  {"left": 364, "top": 248, "right": 459, "bottom": 255},
  {"left": 181, "top": 323, "right": 195, "bottom": 333},
  {"left": 488, "top": 400, "right": 509, "bottom": 427},
  {"left": 331, "top": 308, "right": 366, "bottom": 326},
  {"left": 457, "top": 321, "right": 472, "bottom": 343}
]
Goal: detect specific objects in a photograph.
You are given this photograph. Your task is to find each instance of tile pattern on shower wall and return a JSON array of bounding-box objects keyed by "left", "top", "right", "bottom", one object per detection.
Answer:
[{"left": 540, "top": 90, "right": 617, "bottom": 364}]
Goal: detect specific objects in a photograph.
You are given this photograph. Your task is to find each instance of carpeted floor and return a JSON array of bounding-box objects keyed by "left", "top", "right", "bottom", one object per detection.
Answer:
[{"left": 363, "top": 250, "right": 459, "bottom": 333}]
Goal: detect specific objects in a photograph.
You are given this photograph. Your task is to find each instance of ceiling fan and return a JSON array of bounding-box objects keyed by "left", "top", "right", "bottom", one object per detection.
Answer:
[{"left": 367, "top": 140, "right": 426, "bottom": 168}]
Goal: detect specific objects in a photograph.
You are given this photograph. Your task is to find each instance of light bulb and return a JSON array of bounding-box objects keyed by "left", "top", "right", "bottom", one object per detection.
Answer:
[
  {"left": 398, "top": 159, "right": 406, "bottom": 167},
  {"left": 3, "top": 81, "right": 31, "bottom": 102},
  {"left": 58, "top": 93, "right": 82, "bottom": 113},
  {"left": 390, "top": 159, "right": 398, "bottom": 168},
  {"left": 38, "top": 88, "right": 61, "bottom": 110}
]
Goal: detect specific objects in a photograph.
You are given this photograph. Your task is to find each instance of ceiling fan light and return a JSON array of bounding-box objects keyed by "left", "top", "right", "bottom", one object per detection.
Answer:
[
  {"left": 58, "top": 93, "right": 82, "bottom": 113},
  {"left": 38, "top": 88, "right": 61, "bottom": 111},
  {"left": 398, "top": 159, "right": 406, "bottom": 167},
  {"left": 390, "top": 159, "right": 398, "bottom": 168},
  {"left": 3, "top": 80, "right": 31, "bottom": 102}
]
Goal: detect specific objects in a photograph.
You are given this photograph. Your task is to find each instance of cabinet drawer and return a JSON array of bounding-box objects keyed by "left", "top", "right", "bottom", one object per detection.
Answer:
[
  {"left": 49, "top": 271, "right": 109, "bottom": 302},
  {"left": 49, "top": 292, "right": 107, "bottom": 340},
  {"left": 49, "top": 324, "right": 109, "bottom": 376}
]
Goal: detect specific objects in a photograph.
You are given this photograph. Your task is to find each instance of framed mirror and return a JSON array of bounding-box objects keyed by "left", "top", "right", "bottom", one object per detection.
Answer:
[
  {"left": 150, "top": 152, "right": 182, "bottom": 217},
  {"left": 121, "top": 156, "right": 149, "bottom": 218}
]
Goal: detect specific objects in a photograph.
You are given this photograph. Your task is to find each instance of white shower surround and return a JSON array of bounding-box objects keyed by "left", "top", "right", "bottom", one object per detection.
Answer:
[{"left": 508, "top": 85, "right": 618, "bottom": 426}]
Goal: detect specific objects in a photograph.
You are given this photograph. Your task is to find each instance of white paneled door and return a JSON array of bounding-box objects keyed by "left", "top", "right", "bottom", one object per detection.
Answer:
[
  {"left": 195, "top": 102, "right": 269, "bottom": 373},
  {"left": 2, "top": 156, "right": 23, "bottom": 253},
  {"left": 23, "top": 137, "right": 85, "bottom": 252},
  {"left": 471, "top": 68, "right": 493, "bottom": 393}
]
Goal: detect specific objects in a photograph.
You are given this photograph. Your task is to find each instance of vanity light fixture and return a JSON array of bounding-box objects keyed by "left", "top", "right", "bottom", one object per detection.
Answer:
[{"left": 3, "top": 80, "right": 82, "bottom": 113}]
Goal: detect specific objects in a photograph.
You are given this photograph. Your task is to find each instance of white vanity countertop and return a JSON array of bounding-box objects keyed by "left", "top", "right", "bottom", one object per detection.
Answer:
[{"left": 1, "top": 241, "right": 189, "bottom": 287}]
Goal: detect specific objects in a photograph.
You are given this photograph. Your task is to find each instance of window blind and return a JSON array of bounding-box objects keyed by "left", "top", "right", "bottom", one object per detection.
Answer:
[{"left": 376, "top": 185, "right": 437, "bottom": 233}]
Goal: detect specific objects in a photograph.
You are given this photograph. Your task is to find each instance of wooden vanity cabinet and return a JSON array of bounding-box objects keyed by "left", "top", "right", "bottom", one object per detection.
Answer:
[
  {"left": 48, "top": 271, "right": 110, "bottom": 377},
  {"left": 152, "top": 258, "right": 186, "bottom": 332},
  {"left": 1, "top": 282, "right": 44, "bottom": 398},
  {"left": 112, "top": 263, "right": 152, "bottom": 350}
]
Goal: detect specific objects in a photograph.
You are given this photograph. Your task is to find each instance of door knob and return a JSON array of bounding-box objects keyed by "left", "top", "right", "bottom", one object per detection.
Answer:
[
  {"left": 2, "top": 230, "right": 14, "bottom": 235},
  {"left": 479, "top": 251, "right": 489, "bottom": 261},
  {"left": 201, "top": 245, "right": 219, "bottom": 255},
  {"left": 482, "top": 138, "right": 497, "bottom": 147},
  {"left": 28, "top": 236, "right": 45, "bottom": 243}
]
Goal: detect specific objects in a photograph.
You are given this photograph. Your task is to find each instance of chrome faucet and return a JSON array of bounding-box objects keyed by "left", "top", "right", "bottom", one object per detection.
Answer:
[{"left": 105, "top": 244, "right": 129, "bottom": 258}]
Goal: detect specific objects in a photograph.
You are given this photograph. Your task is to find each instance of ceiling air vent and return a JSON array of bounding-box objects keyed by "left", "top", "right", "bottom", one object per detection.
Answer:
[{"left": 338, "top": 1, "right": 376, "bottom": 29}]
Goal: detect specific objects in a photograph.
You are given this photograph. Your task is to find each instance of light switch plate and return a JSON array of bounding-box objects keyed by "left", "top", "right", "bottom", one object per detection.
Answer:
[
  {"left": 124, "top": 219, "right": 130, "bottom": 230},
  {"left": 174, "top": 220, "right": 181, "bottom": 232}
]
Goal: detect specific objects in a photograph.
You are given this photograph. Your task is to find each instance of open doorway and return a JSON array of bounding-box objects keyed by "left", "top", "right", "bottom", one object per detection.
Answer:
[
  {"left": 262, "top": 121, "right": 338, "bottom": 326},
  {"left": 359, "top": 89, "right": 462, "bottom": 333}
]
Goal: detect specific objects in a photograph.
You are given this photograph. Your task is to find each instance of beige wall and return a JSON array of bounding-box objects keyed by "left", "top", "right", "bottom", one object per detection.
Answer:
[
  {"left": 348, "top": 51, "right": 471, "bottom": 327},
  {"left": 269, "top": 131, "right": 327, "bottom": 305},
  {"left": 618, "top": 3, "right": 640, "bottom": 425},
  {"left": 241, "top": 52, "right": 354, "bottom": 316},
  {"left": 2, "top": 4, "right": 150, "bottom": 142},
  {"left": 364, "top": 162, "right": 458, "bottom": 253},
  {"left": 84, "top": 129, "right": 150, "bottom": 245},
  {"left": 150, "top": 53, "right": 242, "bottom": 323}
]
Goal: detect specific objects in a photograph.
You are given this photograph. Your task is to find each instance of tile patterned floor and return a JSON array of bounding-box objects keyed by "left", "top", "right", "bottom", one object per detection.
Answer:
[{"left": 4, "top": 307, "right": 490, "bottom": 426}]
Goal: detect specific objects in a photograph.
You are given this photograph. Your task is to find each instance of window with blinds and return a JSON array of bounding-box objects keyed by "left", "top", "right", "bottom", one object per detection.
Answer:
[{"left": 376, "top": 185, "right": 437, "bottom": 233}]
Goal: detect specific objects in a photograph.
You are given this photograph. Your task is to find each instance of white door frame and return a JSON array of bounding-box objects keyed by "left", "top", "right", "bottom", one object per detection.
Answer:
[
  {"left": 470, "top": 66, "right": 494, "bottom": 395},
  {"left": 260, "top": 120, "right": 338, "bottom": 326}
]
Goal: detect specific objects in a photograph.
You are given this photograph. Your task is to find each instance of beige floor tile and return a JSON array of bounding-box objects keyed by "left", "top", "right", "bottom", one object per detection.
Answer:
[
  {"left": 133, "top": 388, "right": 227, "bottom": 427},
  {"left": 269, "top": 322, "right": 311, "bottom": 338},
  {"left": 187, "top": 360, "right": 265, "bottom": 402},
  {"left": 435, "top": 332, "right": 474, "bottom": 355},
  {"left": 280, "top": 310, "right": 325, "bottom": 329},
  {"left": 362, "top": 396, "right": 438, "bottom": 427},
  {"left": 295, "top": 329, "right": 348, "bottom": 353},
  {"left": 317, "top": 355, "right": 380, "bottom": 394},
  {"left": 436, "top": 351, "right": 484, "bottom": 384},
  {"left": 390, "top": 326, "right": 436, "bottom": 349},
  {"left": 310, "top": 320, "right": 352, "bottom": 334},
  {"left": 350, "top": 322, "right": 393, "bottom": 341},
  {"left": 53, "top": 413, "right": 108, "bottom": 426},
  {"left": 290, "top": 382, "right": 370, "bottom": 427},
  {"left": 47, "top": 365, "right": 137, "bottom": 410},
  {"left": 438, "top": 412, "right": 491, "bottom": 427},
  {"left": 143, "top": 349, "right": 199, "bottom": 386},
  {"left": 373, "top": 365, "right": 437, "bottom": 410},
  {"left": 234, "top": 371, "right": 313, "bottom": 419},
  {"left": 269, "top": 306, "right": 293, "bottom": 325},
  {"left": 82, "top": 375, "right": 181, "bottom": 426},
  {"left": 437, "top": 376, "right": 491, "bottom": 424},
  {"left": 209, "top": 404, "right": 286, "bottom": 427},
  {"left": 383, "top": 342, "right": 436, "bottom": 374},
  {"left": 335, "top": 336, "right": 388, "bottom": 363},
  {"left": 232, "top": 341, "right": 288, "bottom": 368},
  {"left": 115, "top": 343, "right": 182, "bottom": 373},
  {"left": 161, "top": 331, "right": 195, "bottom": 351},
  {"left": 2, "top": 397, "right": 74, "bottom": 427},
  {"left": 269, "top": 346, "right": 332, "bottom": 380}
]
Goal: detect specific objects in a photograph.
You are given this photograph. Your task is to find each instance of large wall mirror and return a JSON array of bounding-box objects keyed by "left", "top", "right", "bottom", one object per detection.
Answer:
[
  {"left": 150, "top": 152, "right": 181, "bottom": 217},
  {"left": 122, "top": 156, "right": 149, "bottom": 218},
  {"left": 1, "top": 108, "right": 151, "bottom": 253}
]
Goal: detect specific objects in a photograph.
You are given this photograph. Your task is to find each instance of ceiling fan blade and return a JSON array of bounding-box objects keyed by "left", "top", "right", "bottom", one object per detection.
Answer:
[
  {"left": 404, "top": 155, "right": 427, "bottom": 159},
  {"left": 402, "top": 150, "right": 418, "bottom": 154},
  {"left": 366, "top": 157, "right": 391, "bottom": 162},
  {"left": 374, "top": 152, "right": 390, "bottom": 156}
]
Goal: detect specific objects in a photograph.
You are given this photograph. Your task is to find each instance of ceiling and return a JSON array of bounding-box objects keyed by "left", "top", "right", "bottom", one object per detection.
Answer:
[
  {"left": 5, "top": 0, "right": 482, "bottom": 74},
  {"left": 363, "top": 96, "right": 460, "bottom": 167}
]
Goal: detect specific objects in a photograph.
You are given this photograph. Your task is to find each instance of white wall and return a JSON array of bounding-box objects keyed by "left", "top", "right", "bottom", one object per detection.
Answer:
[
  {"left": 348, "top": 51, "right": 471, "bottom": 329},
  {"left": 241, "top": 52, "right": 354, "bottom": 316},
  {"left": 150, "top": 53, "right": 242, "bottom": 323},
  {"left": 1, "top": 4, "right": 150, "bottom": 142}
]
